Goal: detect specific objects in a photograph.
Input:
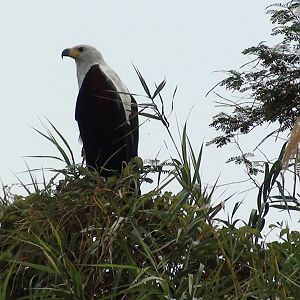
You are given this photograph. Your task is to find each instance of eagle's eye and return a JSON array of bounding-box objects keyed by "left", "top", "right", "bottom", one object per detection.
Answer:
[{"left": 78, "top": 47, "right": 84, "bottom": 52}]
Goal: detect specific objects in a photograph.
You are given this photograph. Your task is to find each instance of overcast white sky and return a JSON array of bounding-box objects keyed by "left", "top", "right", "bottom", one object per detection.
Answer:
[{"left": 1, "top": 1, "right": 294, "bottom": 236}]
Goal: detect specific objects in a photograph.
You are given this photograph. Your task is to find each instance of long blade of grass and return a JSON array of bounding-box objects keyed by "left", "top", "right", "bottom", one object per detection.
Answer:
[
  {"left": 46, "top": 118, "right": 76, "bottom": 165},
  {"left": 133, "top": 64, "right": 151, "bottom": 98}
]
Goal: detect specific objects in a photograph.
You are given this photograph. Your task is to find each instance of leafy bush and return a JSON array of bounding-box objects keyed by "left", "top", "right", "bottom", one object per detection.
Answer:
[{"left": 1, "top": 157, "right": 300, "bottom": 299}]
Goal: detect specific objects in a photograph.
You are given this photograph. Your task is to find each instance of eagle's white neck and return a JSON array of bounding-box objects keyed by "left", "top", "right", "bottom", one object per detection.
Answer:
[{"left": 76, "top": 59, "right": 107, "bottom": 89}]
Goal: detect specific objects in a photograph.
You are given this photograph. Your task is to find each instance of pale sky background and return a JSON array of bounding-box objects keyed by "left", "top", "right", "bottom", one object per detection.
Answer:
[{"left": 0, "top": 1, "right": 296, "bottom": 237}]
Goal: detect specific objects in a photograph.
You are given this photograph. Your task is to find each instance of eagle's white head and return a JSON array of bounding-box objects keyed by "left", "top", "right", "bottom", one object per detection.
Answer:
[{"left": 62, "top": 44, "right": 107, "bottom": 88}]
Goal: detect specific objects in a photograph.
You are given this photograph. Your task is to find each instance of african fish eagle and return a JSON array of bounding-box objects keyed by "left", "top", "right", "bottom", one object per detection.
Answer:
[{"left": 61, "top": 45, "right": 139, "bottom": 176}]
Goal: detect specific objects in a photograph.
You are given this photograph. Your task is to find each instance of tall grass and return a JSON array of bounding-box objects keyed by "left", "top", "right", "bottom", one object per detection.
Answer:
[{"left": 0, "top": 70, "right": 299, "bottom": 299}]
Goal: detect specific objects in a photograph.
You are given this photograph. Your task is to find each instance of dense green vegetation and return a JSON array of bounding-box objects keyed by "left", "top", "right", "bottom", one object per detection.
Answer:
[
  {"left": 0, "top": 129, "right": 299, "bottom": 299},
  {"left": 1, "top": 1, "right": 300, "bottom": 299}
]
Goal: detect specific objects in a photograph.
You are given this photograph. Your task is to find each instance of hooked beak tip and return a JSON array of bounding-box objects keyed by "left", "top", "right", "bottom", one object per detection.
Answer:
[{"left": 61, "top": 48, "right": 70, "bottom": 59}]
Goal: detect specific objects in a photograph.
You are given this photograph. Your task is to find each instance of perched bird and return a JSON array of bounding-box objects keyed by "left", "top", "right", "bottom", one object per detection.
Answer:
[{"left": 62, "top": 45, "right": 139, "bottom": 176}]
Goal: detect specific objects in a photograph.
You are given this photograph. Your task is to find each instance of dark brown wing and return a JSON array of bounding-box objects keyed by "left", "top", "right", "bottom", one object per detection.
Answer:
[{"left": 75, "top": 64, "right": 136, "bottom": 176}]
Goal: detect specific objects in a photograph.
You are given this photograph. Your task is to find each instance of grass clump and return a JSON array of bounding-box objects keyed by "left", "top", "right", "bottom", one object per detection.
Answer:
[{"left": 0, "top": 152, "right": 300, "bottom": 299}]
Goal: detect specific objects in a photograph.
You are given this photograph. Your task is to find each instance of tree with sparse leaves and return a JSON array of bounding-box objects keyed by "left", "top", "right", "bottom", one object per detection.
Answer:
[{"left": 209, "top": 1, "right": 300, "bottom": 149}]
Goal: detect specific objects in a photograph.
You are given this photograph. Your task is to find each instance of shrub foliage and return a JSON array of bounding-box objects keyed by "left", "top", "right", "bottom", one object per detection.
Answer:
[{"left": 1, "top": 163, "right": 300, "bottom": 299}]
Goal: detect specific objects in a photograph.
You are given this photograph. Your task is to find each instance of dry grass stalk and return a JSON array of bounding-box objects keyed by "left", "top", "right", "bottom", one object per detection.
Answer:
[{"left": 282, "top": 115, "right": 300, "bottom": 169}]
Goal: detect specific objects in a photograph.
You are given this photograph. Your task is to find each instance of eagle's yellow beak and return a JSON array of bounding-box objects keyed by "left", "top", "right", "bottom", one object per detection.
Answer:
[{"left": 61, "top": 47, "right": 81, "bottom": 59}]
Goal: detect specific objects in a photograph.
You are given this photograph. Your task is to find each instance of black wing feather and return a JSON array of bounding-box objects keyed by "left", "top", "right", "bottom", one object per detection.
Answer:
[{"left": 76, "top": 64, "right": 138, "bottom": 176}]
